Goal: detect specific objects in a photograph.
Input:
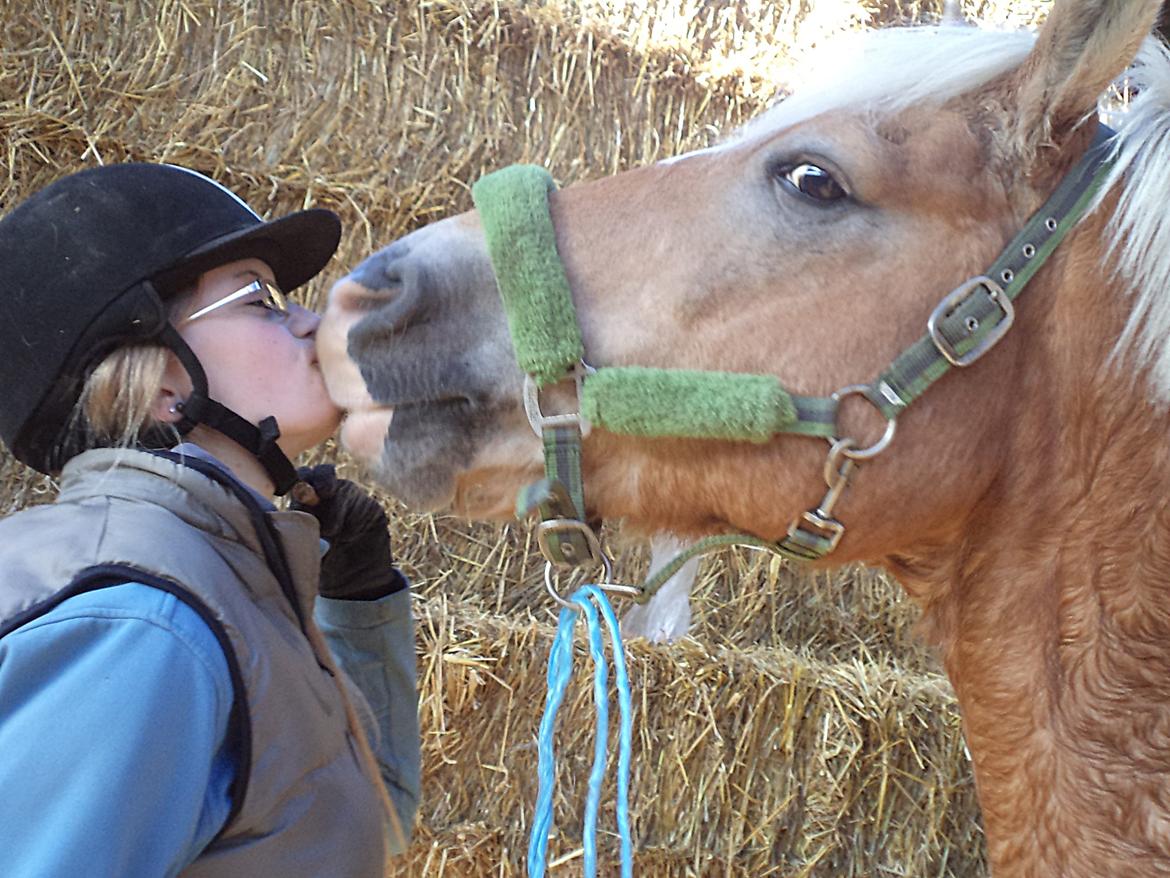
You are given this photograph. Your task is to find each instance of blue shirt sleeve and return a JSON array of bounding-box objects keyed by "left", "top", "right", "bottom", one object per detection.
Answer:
[
  {"left": 315, "top": 588, "right": 420, "bottom": 853},
  {"left": 0, "top": 584, "right": 235, "bottom": 878}
]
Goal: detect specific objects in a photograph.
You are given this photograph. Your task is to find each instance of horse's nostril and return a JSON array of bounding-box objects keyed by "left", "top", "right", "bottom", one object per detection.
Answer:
[
  {"left": 331, "top": 247, "right": 427, "bottom": 334},
  {"left": 350, "top": 242, "right": 410, "bottom": 292},
  {"left": 330, "top": 278, "right": 393, "bottom": 314}
]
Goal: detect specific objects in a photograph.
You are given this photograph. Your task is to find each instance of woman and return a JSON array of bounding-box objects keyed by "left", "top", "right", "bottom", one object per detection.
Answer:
[{"left": 0, "top": 163, "right": 419, "bottom": 877}]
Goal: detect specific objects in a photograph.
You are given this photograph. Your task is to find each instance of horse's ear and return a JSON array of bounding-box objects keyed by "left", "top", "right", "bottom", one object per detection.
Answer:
[{"left": 1008, "top": 0, "right": 1161, "bottom": 161}]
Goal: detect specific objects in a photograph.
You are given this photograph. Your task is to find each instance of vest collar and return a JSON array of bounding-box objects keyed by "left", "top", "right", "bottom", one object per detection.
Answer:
[{"left": 58, "top": 448, "right": 323, "bottom": 615}]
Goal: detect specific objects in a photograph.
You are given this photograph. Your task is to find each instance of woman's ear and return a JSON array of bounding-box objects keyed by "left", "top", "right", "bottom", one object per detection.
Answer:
[{"left": 151, "top": 350, "right": 193, "bottom": 425}]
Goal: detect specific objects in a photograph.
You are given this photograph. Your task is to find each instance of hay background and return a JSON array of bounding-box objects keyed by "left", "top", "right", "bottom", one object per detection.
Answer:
[{"left": 0, "top": 0, "right": 1047, "bottom": 874}]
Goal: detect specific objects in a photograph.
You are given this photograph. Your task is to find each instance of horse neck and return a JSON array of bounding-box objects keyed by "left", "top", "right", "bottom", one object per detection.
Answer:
[{"left": 899, "top": 214, "right": 1170, "bottom": 876}]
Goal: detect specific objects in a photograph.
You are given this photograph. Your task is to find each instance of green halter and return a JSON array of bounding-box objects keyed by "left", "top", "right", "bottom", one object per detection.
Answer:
[{"left": 470, "top": 124, "right": 1117, "bottom": 602}]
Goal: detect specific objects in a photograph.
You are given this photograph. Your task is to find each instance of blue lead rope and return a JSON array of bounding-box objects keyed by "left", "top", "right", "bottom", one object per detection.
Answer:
[{"left": 528, "top": 585, "right": 634, "bottom": 877}]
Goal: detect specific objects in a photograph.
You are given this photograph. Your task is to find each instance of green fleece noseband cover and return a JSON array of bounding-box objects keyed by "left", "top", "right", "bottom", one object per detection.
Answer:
[{"left": 472, "top": 166, "right": 584, "bottom": 387}]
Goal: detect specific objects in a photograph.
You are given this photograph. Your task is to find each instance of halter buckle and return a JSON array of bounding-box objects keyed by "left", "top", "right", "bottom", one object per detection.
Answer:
[
  {"left": 536, "top": 516, "right": 606, "bottom": 567},
  {"left": 928, "top": 276, "right": 1014, "bottom": 367}
]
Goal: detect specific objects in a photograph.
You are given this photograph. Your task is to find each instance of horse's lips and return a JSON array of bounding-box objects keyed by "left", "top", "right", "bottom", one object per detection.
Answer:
[
  {"left": 339, "top": 407, "right": 395, "bottom": 464},
  {"left": 339, "top": 396, "right": 474, "bottom": 464}
]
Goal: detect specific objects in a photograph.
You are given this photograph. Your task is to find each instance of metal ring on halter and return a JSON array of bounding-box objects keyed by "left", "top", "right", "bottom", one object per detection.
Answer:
[
  {"left": 543, "top": 555, "right": 641, "bottom": 609},
  {"left": 829, "top": 384, "right": 897, "bottom": 461},
  {"left": 544, "top": 563, "right": 577, "bottom": 609},
  {"left": 544, "top": 554, "right": 612, "bottom": 609}
]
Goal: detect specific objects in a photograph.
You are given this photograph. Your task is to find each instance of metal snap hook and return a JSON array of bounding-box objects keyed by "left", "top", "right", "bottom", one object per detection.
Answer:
[{"left": 823, "top": 437, "right": 858, "bottom": 490}]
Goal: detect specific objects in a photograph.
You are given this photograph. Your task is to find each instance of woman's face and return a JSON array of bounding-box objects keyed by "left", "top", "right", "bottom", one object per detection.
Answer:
[{"left": 171, "top": 257, "right": 342, "bottom": 458}]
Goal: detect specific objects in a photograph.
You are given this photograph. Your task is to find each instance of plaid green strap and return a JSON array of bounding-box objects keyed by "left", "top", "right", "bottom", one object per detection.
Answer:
[
  {"left": 874, "top": 124, "right": 1117, "bottom": 416},
  {"left": 541, "top": 425, "right": 585, "bottom": 517},
  {"left": 636, "top": 529, "right": 831, "bottom": 602},
  {"left": 514, "top": 426, "right": 600, "bottom": 567},
  {"left": 788, "top": 395, "right": 839, "bottom": 437}
]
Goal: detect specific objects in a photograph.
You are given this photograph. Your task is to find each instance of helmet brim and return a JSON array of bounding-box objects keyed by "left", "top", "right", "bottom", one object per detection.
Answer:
[{"left": 152, "top": 207, "right": 342, "bottom": 297}]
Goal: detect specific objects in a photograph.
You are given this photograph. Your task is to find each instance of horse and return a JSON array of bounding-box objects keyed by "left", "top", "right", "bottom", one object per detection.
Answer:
[{"left": 318, "top": 0, "right": 1170, "bottom": 873}]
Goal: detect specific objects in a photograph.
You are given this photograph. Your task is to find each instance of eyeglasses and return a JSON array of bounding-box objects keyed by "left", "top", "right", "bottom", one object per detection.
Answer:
[{"left": 182, "top": 278, "right": 290, "bottom": 324}]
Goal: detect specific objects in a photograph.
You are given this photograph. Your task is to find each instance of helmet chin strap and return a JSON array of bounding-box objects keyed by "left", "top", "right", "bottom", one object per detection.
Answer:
[{"left": 156, "top": 324, "right": 299, "bottom": 496}]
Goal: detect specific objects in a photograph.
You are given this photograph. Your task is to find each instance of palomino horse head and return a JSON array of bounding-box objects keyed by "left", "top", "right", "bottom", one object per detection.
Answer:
[{"left": 323, "top": 0, "right": 1170, "bottom": 873}]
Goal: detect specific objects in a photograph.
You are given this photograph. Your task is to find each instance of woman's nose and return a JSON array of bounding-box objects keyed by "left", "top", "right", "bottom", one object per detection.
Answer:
[{"left": 287, "top": 302, "right": 322, "bottom": 338}]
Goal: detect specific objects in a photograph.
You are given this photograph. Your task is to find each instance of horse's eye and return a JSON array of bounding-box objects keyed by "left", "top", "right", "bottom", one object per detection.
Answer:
[{"left": 777, "top": 163, "right": 847, "bottom": 203}]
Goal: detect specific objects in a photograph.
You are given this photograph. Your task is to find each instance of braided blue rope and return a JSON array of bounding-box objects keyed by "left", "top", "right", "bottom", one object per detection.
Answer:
[
  {"left": 576, "top": 596, "right": 608, "bottom": 874},
  {"left": 527, "top": 586, "right": 635, "bottom": 878},
  {"left": 528, "top": 604, "right": 579, "bottom": 877},
  {"left": 582, "top": 586, "right": 633, "bottom": 875}
]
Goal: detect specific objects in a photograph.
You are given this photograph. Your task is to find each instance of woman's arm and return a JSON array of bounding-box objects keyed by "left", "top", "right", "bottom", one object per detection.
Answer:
[
  {"left": 0, "top": 584, "right": 235, "bottom": 878},
  {"left": 290, "top": 464, "right": 422, "bottom": 852},
  {"left": 316, "top": 588, "right": 421, "bottom": 853}
]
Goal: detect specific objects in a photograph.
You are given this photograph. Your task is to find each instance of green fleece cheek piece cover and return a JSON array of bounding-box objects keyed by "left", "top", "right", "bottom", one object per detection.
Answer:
[{"left": 581, "top": 368, "right": 797, "bottom": 442}]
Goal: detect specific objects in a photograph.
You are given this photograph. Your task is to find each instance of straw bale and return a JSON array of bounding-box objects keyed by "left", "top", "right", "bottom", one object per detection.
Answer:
[
  {"left": 393, "top": 593, "right": 981, "bottom": 876},
  {"left": 0, "top": 0, "right": 1071, "bottom": 873}
]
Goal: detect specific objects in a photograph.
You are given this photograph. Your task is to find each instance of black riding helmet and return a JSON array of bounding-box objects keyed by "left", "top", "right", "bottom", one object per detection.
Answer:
[{"left": 0, "top": 163, "right": 341, "bottom": 494}]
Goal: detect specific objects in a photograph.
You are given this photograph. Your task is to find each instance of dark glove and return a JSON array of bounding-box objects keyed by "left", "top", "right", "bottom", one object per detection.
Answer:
[{"left": 289, "top": 464, "right": 408, "bottom": 601}]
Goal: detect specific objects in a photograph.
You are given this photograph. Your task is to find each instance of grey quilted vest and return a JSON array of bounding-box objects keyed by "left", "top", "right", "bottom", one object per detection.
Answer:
[{"left": 0, "top": 448, "right": 387, "bottom": 876}]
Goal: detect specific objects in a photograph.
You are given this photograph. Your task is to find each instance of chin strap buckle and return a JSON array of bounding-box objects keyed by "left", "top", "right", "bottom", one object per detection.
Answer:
[{"left": 257, "top": 416, "right": 281, "bottom": 452}]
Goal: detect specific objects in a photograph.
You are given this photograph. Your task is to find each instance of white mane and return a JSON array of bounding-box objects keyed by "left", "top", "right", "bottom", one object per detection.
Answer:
[
  {"left": 728, "top": 26, "right": 1170, "bottom": 404},
  {"left": 1097, "top": 38, "right": 1170, "bottom": 402}
]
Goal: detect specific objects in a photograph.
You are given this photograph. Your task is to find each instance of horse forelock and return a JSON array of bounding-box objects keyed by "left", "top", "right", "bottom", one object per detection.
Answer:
[
  {"left": 731, "top": 25, "right": 1037, "bottom": 145},
  {"left": 1097, "top": 37, "right": 1170, "bottom": 404}
]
